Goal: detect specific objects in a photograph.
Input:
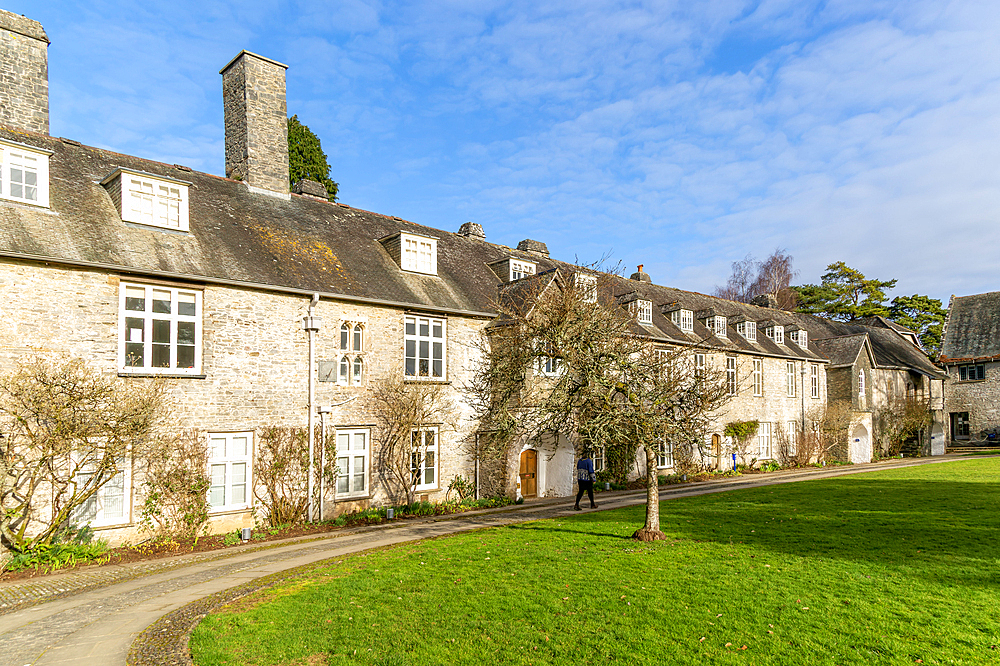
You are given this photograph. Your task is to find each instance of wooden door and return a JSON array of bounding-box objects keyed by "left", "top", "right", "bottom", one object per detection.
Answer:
[
  {"left": 711, "top": 434, "right": 722, "bottom": 469},
  {"left": 519, "top": 449, "right": 537, "bottom": 498}
]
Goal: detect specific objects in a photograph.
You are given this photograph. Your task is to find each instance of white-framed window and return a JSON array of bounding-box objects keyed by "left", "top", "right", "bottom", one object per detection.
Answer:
[
  {"left": 858, "top": 368, "right": 866, "bottom": 395},
  {"left": 787, "top": 361, "right": 797, "bottom": 397},
  {"left": 410, "top": 427, "right": 439, "bottom": 490},
  {"left": 786, "top": 421, "right": 798, "bottom": 456},
  {"left": 340, "top": 322, "right": 364, "bottom": 352},
  {"left": 767, "top": 326, "right": 784, "bottom": 345},
  {"left": 753, "top": 358, "right": 763, "bottom": 397},
  {"left": 593, "top": 446, "right": 605, "bottom": 472},
  {"left": 336, "top": 428, "right": 369, "bottom": 498},
  {"left": 694, "top": 353, "right": 706, "bottom": 378},
  {"left": 119, "top": 283, "right": 201, "bottom": 375},
  {"left": 337, "top": 355, "right": 364, "bottom": 386},
  {"left": 208, "top": 432, "right": 252, "bottom": 512},
  {"left": 635, "top": 299, "right": 653, "bottom": 325},
  {"left": 125, "top": 175, "right": 188, "bottom": 231},
  {"left": 757, "top": 422, "right": 773, "bottom": 459},
  {"left": 401, "top": 233, "right": 437, "bottom": 275},
  {"left": 537, "top": 355, "right": 563, "bottom": 377},
  {"left": 708, "top": 315, "right": 727, "bottom": 337},
  {"left": 575, "top": 273, "right": 598, "bottom": 303},
  {"left": 736, "top": 320, "right": 756, "bottom": 342},
  {"left": 789, "top": 329, "right": 808, "bottom": 349},
  {"left": 0, "top": 139, "right": 50, "bottom": 208},
  {"left": 726, "top": 356, "right": 737, "bottom": 396},
  {"left": 656, "top": 441, "right": 674, "bottom": 468},
  {"left": 73, "top": 461, "right": 130, "bottom": 528},
  {"left": 510, "top": 260, "right": 536, "bottom": 281},
  {"left": 811, "top": 364, "right": 819, "bottom": 398},
  {"left": 671, "top": 309, "right": 694, "bottom": 332},
  {"left": 405, "top": 315, "right": 446, "bottom": 380}
]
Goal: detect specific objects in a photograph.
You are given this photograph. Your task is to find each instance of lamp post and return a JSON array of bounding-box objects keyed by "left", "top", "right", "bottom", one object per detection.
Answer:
[{"left": 302, "top": 293, "right": 321, "bottom": 522}]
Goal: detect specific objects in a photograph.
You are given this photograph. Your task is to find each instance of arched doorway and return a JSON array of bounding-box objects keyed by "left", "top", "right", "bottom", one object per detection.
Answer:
[
  {"left": 519, "top": 449, "right": 538, "bottom": 498},
  {"left": 849, "top": 423, "right": 871, "bottom": 463}
]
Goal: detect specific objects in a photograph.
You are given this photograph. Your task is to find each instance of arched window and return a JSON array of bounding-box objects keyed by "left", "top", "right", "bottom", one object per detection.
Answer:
[
  {"left": 353, "top": 356, "right": 363, "bottom": 385},
  {"left": 340, "top": 322, "right": 349, "bottom": 350},
  {"left": 858, "top": 369, "right": 866, "bottom": 395},
  {"left": 339, "top": 355, "right": 349, "bottom": 384},
  {"left": 353, "top": 324, "right": 363, "bottom": 351}
]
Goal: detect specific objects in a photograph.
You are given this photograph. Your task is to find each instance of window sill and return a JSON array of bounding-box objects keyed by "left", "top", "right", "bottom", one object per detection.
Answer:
[
  {"left": 403, "top": 378, "right": 451, "bottom": 385},
  {"left": 207, "top": 506, "right": 252, "bottom": 517},
  {"left": 89, "top": 520, "right": 134, "bottom": 531},
  {"left": 119, "top": 372, "right": 207, "bottom": 379},
  {"left": 335, "top": 494, "right": 372, "bottom": 502}
]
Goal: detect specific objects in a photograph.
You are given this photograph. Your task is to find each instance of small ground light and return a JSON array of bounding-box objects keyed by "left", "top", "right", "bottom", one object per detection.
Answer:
[
  {"left": 241, "top": 527, "right": 251, "bottom": 542},
  {"left": 386, "top": 508, "right": 395, "bottom": 519},
  {"left": 604, "top": 482, "right": 611, "bottom": 491}
]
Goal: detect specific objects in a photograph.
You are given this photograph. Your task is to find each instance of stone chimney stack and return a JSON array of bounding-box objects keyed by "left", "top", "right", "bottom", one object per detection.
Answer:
[
  {"left": 0, "top": 9, "right": 49, "bottom": 135},
  {"left": 221, "top": 51, "right": 289, "bottom": 196}
]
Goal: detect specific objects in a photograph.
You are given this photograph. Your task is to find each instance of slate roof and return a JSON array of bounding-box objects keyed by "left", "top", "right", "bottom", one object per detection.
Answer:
[
  {"left": 940, "top": 291, "right": 1000, "bottom": 363},
  {"left": 0, "top": 126, "right": 560, "bottom": 318},
  {"left": 811, "top": 334, "right": 869, "bottom": 368},
  {"left": 0, "top": 124, "right": 944, "bottom": 378}
]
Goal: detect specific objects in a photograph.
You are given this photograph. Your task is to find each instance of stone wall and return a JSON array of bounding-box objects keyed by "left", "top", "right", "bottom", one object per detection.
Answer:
[
  {"left": 0, "top": 259, "right": 486, "bottom": 545},
  {"left": 221, "top": 51, "right": 289, "bottom": 194},
  {"left": 943, "top": 361, "right": 1000, "bottom": 443},
  {"left": 0, "top": 9, "right": 48, "bottom": 135}
]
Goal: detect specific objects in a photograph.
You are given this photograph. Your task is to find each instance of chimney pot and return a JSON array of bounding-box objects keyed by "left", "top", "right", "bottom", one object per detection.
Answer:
[
  {"left": 630, "top": 265, "right": 652, "bottom": 283},
  {"left": 458, "top": 222, "right": 486, "bottom": 239},
  {"left": 517, "top": 239, "right": 549, "bottom": 258}
]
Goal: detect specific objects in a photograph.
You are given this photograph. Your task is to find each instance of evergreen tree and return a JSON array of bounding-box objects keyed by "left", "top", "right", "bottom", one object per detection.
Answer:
[
  {"left": 888, "top": 294, "right": 947, "bottom": 357},
  {"left": 793, "top": 262, "right": 896, "bottom": 321},
  {"left": 288, "top": 115, "right": 339, "bottom": 201}
]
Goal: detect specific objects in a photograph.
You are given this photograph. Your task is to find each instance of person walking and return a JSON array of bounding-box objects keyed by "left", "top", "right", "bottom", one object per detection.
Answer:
[{"left": 574, "top": 449, "right": 599, "bottom": 510}]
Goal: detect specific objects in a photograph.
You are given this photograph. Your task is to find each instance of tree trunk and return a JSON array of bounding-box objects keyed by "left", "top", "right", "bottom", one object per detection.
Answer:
[{"left": 632, "top": 443, "right": 666, "bottom": 541}]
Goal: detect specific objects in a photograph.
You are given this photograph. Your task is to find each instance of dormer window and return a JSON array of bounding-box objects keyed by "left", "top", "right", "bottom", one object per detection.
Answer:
[
  {"left": 632, "top": 299, "right": 652, "bottom": 325},
  {"left": 402, "top": 233, "right": 437, "bottom": 274},
  {"left": 736, "top": 320, "right": 756, "bottom": 342},
  {"left": 575, "top": 273, "right": 598, "bottom": 303},
  {"left": 789, "top": 329, "right": 808, "bottom": 349},
  {"left": 670, "top": 308, "right": 694, "bottom": 332},
  {"left": 510, "top": 260, "right": 536, "bottom": 281},
  {"left": 0, "top": 138, "right": 51, "bottom": 208},
  {"left": 707, "top": 315, "right": 727, "bottom": 337},
  {"left": 102, "top": 168, "right": 190, "bottom": 232},
  {"left": 766, "top": 325, "right": 784, "bottom": 345}
]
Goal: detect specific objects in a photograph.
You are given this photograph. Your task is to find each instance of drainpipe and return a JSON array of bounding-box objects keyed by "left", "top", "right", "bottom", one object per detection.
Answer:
[
  {"left": 302, "top": 293, "right": 321, "bottom": 522},
  {"left": 318, "top": 396, "right": 358, "bottom": 521}
]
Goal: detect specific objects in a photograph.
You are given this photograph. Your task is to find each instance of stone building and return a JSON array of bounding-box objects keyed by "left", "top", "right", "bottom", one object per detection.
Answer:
[
  {"left": 940, "top": 291, "right": 1000, "bottom": 444},
  {"left": 0, "top": 9, "right": 949, "bottom": 554}
]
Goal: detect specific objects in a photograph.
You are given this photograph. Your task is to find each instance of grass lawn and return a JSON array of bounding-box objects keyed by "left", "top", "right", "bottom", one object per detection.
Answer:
[{"left": 190, "top": 459, "right": 1000, "bottom": 666}]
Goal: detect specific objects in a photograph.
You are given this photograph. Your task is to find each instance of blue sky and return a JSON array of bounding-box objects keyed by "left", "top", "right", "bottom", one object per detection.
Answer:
[{"left": 13, "top": 1, "right": 1000, "bottom": 304}]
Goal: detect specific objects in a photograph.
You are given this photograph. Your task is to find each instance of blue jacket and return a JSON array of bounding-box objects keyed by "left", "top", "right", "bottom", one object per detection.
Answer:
[{"left": 576, "top": 457, "right": 595, "bottom": 482}]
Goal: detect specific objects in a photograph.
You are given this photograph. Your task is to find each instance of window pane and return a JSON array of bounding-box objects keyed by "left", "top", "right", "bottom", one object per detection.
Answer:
[
  {"left": 231, "top": 437, "right": 247, "bottom": 457},
  {"left": 337, "top": 457, "right": 349, "bottom": 494},
  {"left": 353, "top": 357, "right": 363, "bottom": 384},
  {"left": 419, "top": 340, "right": 429, "bottom": 361},
  {"left": 176, "top": 343, "right": 195, "bottom": 369},
  {"left": 231, "top": 463, "right": 246, "bottom": 504},
  {"left": 338, "top": 433, "right": 350, "bottom": 452},
  {"left": 152, "top": 319, "right": 171, "bottom": 343},
  {"left": 353, "top": 325, "right": 362, "bottom": 351},
  {"left": 178, "top": 292, "right": 196, "bottom": 316},
  {"left": 152, "top": 290, "right": 171, "bottom": 314},
  {"left": 341, "top": 324, "right": 349, "bottom": 349},
  {"left": 419, "top": 320, "right": 429, "bottom": 337},
  {"left": 340, "top": 357, "right": 349, "bottom": 382},
  {"left": 405, "top": 319, "right": 416, "bottom": 336},
  {"left": 432, "top": 322, "right": 442, "bottom": 338},
  {"left": 210, "top": 437, "right": 226, "bottom": 459},
  {"left": 103, "top": 472, "right": 125, "bottom": 520},
  {"left": 125, "top": 286, "right": 146, "bottom": 311},
  {"left": 210, "top": 464, "right": 226, "bottom": 507},
  {"left": 354, "top": 432, "right": 366, "bottom": 451},
  {"left": 353, "top": 456, "right": 365, "bottom": 492},
  {"left": 424, "top": 451, "right": 435, "bottom": 485},
  {"left": 405, "top": 357, "right": 416, "bottom": 376}
]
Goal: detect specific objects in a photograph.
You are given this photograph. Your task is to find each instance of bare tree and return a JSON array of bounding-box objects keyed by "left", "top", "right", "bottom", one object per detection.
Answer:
[
  {"left": 369, "top": 377, "right": 457, "bottom": 505},
  {"left": 873, "top": 396, "right": 932, "bottom": 458},
  {"left": 806, "top": 400, "right": 854, "bottom": 462},
  {"left": 467, "top": 267, "right": 733, "bottom": 541},
  {"left": 714, "top": 248, "right": 799, "bottom": 310},
  {"left": 0, "top": 358, "right": 165, "bottom": 554},
  {"left": 140, "top": 429, "right": 211, "bottom": 540}
]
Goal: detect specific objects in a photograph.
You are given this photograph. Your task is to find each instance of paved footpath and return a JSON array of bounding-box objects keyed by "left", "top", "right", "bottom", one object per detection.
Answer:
[{"left": 0, "top": 454, "right": 984, "bottom": 666}]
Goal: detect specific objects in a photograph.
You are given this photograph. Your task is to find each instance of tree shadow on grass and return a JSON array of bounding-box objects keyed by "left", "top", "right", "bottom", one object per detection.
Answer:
[{"left": 524, "top": 477, "right": 1000, "bottom": 588}]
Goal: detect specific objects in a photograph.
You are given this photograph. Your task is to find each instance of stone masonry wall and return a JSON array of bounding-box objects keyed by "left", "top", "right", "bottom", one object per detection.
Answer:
[
  {"left": 0, "top": 259, "right": 485, "bottom": 544},
  {"left": 943, "top": 361, "right": 1000, "bottom": 443},
  {"left": 221, "top": 52, "right": 289, "bottom": 194},
  {"left": 0, "top": 9, "right": 48, "bottom": 135}
]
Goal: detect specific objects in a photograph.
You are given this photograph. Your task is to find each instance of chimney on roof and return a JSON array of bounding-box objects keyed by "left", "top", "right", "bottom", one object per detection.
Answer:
[
  {"left": 221, "top": 50, "right": 290, "bottom": 197},
  {"left": 0, "top": 9, "right": 49, "bottom": 135},
  {"left": 517, "top": 239, "right": 549, "bottom": 258},
  {"left": 292, "top": 178, "right": 328, "bottom": 201},
  {"left": 458, "top": 222, "right": 485, "bottom": 239},
  {"left": 751, "top": 293, "right": 779, "bottom": 309},
  {"left": 630, "top": 265, "right": 652, "bottom": 283}
]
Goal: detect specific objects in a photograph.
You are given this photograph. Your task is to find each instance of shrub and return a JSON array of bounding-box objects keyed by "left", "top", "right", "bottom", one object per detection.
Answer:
[
  {"left": 140, "top": 429, "right": 210, "bottom": 540},
  {"left": 3, "top": 526, "right": 109, "bottom": 573}
]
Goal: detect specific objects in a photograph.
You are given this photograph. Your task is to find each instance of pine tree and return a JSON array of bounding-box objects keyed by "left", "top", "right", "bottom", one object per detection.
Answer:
[{"left": 288, "top": 115, "right": 339, "bottom": 201}]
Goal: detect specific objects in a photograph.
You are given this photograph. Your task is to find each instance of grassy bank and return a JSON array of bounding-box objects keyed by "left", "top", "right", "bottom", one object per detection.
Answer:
[{"left": 191, "top": 458, "right": 1000, "bottom": 665}]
